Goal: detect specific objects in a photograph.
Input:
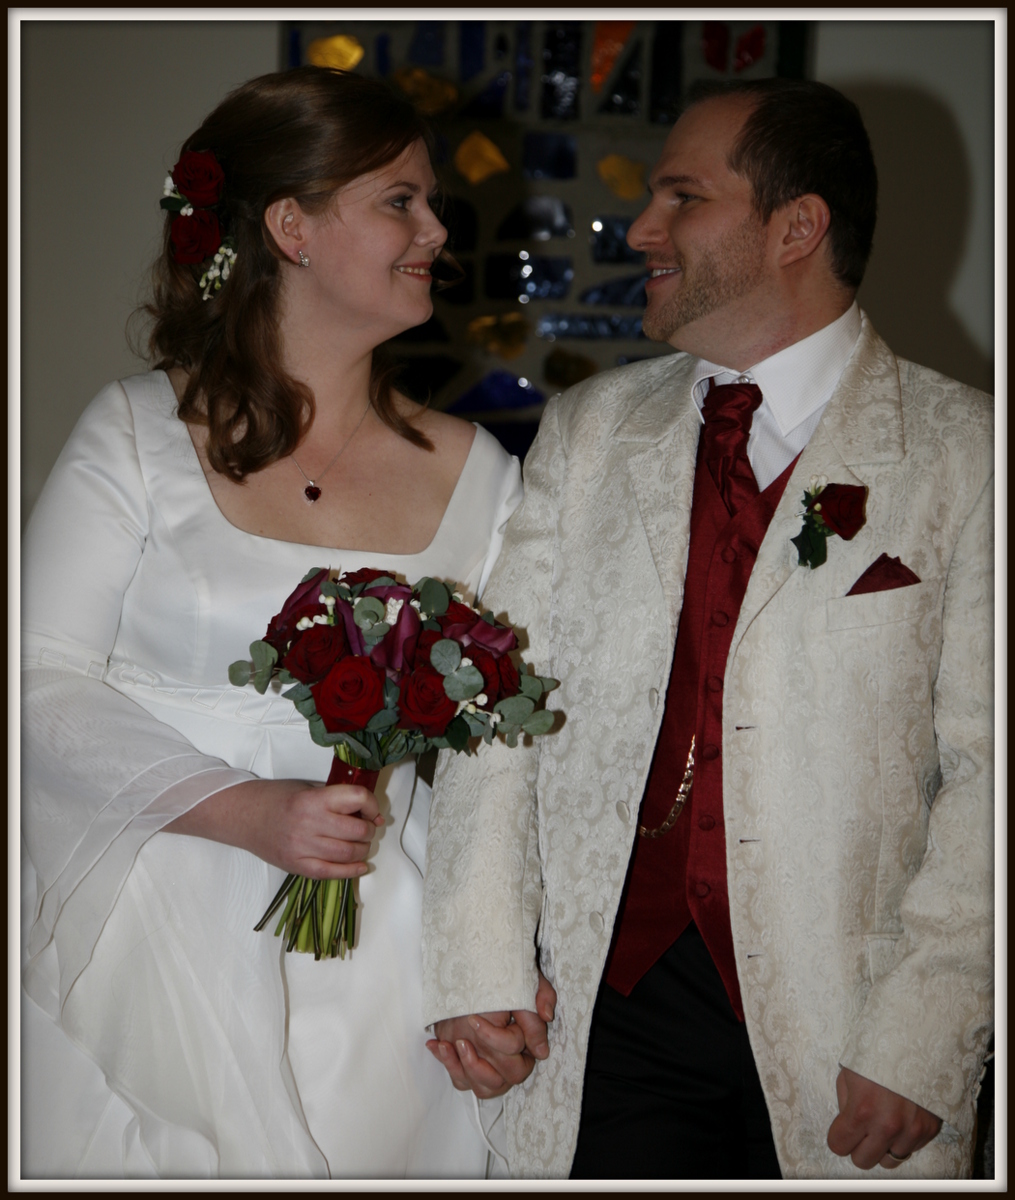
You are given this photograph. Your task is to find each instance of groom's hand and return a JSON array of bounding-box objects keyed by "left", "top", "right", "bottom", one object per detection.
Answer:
[
  {"left": 827, "top": 1066, "right": 942, "bottom": 1170},
  {"left": 426, "top": 972, "right": 557, "bottom": 1099}
]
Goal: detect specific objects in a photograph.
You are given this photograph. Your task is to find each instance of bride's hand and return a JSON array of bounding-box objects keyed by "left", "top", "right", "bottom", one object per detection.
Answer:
[{"left": 164, "top": 778, "right": 384, "bottom": 877}]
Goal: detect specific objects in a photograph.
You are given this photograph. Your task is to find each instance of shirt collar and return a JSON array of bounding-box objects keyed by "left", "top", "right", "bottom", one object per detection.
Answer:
[{"left": 690, "top": 302, "right": 862, "bottom": 435}]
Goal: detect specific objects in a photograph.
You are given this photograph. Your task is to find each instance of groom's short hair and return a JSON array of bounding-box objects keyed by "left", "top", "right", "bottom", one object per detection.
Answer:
[{"left": 686, "top": 78, "right": 878, "bottom": 291}]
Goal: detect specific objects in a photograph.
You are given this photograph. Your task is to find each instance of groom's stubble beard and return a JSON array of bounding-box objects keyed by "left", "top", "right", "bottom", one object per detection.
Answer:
[{"left": 640, "top": 211, "right": 770, "bottom": 345}]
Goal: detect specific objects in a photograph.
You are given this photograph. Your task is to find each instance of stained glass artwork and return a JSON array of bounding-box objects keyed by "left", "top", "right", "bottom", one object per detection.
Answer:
[
  {"left": 462, "top": 71, "right": 511, "bottom": 119},
  {"left": 734, "top": 25, "right": 766, "bottom": 71},
  {"left": 591, "top": 21, "right": 636, "bottom": 92},
  {"left": 392, "top": 315, "right": 451, "bottom": 344},
  {"left": 408, "top": 21, "right": 445, "bottom": 67},
  {"left": 515, "top": 22, "right": 533, "bottom": 112},
  {"left": 453, "top": 131, "right": 510, "bottom": 185},
  {"left": 485, "top": 253, "right": 573, "bottom": 302},
  {"left": 650, "top": 23, "right": 683, "bottom": 124},
  {"left": 307, "top": 35, "right": 365, "bottom": 72},
  {"left": 459, "top": 21, "right": 485, "bottom": 81},
  {"left": 580, "top": 273, "right": 648, "bottom": 307},
  {"left": 496, "top": 197, "right": 574, "bottom": 242},
  {"left": 394, "top": 354, "right": 463, "bottom": 402},
  {"left": 467, "top": 313, "right": 529, "bottom": 359},
  {"left": 543, "top": 347, "right": 599, "bottom": 388},
  {"left": 376, "top": 33, "right": 391, "bottom": 77},
  {"left": 598, "top": 40, "right": 642, "bottom": 116},
  {"left": 392, "top": 68, "right": 458, "bottom": 116},
  {"left": 535, "top": 313, "right": 644, "bottom": 340},
  {"left": 447, "top": 370, "right": 545, "bottom": 414},
  {"left": 287, "top": 28, "right": 301, "bottom": 69},
  {"left": 541, "top": 24, "right": 582, "bottom": 120},
  {"left": 477, "top": 419, "right": 541, "bottom": 460},
  {"left": 434, "top": 260, "right": 475, "bottom": 305},
  {"left": 523, "top": 133, "right": 577, "bottom": 180},
  {"left": 440, "top": 196, "right": 478, "bottom": 253},
  {"left": 596, "top": 154, "right": 646, "bottom": 200},
  {"left": 590, "top": 217, "right": 644, "bottom": 264},
  {"left": 703, "top": 21, "right": 730, "bottom": 73}
]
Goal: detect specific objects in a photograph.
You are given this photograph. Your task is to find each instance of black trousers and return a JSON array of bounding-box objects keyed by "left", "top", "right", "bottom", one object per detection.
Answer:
[{"left": 570, "top": 923, "right": 782, "bottom": 1180}]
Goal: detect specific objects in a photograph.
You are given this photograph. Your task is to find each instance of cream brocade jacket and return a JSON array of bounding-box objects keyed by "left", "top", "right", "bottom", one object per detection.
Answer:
[{"left": 422, "top": 315, "right": 993, "bottom": 1179}]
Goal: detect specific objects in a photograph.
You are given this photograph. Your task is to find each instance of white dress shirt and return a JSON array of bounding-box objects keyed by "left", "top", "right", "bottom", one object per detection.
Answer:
[{"left": 690, "top": 302, "right": 862, "bottom": 491}]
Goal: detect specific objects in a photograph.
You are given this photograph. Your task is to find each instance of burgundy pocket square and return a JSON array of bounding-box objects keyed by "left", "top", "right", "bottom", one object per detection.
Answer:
[{"left": 846, "top": 553, "right": 921, "bottom": 596}]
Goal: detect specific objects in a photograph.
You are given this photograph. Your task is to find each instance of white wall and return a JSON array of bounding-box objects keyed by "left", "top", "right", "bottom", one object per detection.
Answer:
[{"left": 19, "top": 19, "right": 279, "bottom": 519}]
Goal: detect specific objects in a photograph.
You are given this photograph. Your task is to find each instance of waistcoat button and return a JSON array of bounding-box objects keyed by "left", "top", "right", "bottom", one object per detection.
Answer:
[
  {"left": 589, "top": 911, "right": 605, "bottom": 933},
  {"left": 707, "top": 675, "right": 723, "bottom": 692},
  {"left": 712, "top": 611, "right": 729, "bottom": 627},
  {"left": 698, "top": 815, "right": 716, "bottom": 831},
  {"left": 694, "top": 882, "right": 711, "bottom": 898},
  {"left": 720, "top": 546, "right": 737, "bottom": 563},
  {"left": 701, "top": 743, "right": 720, "bottom": 761}
]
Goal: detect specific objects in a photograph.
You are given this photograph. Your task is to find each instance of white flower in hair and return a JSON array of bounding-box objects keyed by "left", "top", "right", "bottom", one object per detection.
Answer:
[
  {"left": 180, "top": 204, "right": 194, "bottom": 217},
  {"left": 163, "top": 175, "right": 175, "bottom": 196}
]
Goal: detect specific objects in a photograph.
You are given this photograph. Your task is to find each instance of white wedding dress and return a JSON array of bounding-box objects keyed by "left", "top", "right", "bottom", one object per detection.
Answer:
[{"left": 21, "top": 372, "right": 522, "bottom": 1180}]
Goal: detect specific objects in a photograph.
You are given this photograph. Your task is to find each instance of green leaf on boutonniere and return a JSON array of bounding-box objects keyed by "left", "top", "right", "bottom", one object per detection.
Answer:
[
  {"left": 159, "top": 196, "right": 187, "bottom": 212},
  {"left": 791, "top": 516, "right": 827, "bottom": 569}
]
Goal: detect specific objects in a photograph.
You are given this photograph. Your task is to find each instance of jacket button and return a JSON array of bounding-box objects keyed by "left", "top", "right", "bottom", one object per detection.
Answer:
[
  {"left": 694, "top": 882, "right": 711, "bottom": 898},
  {"left": 616, "top": 801, "right": 630, "bottom": 823},
  {"left": 589, "top": 911, "right": 605, "bottom": 933},
  {"left": 702, "top": 744, "right": 720, "bottom": 761},
  {"left": 698, "top": 815, "right": 716, "bottom": 831},
  {"left": 720, "top": 546, "right": 737, "bottom": 563},
  {"left": 707, "top": 675, "right": 723, "bottom": 692},
  {"left": 648, "top": 687, "right": 659, "bottom": 709},
  {"left": 712, "top": 611, "right": 729, "bottom": 627}
]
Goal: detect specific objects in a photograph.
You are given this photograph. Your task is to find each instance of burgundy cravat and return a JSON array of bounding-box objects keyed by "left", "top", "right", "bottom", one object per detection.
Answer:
[{"left": 701, "top": 380, "right": 763, "bottom": 515}]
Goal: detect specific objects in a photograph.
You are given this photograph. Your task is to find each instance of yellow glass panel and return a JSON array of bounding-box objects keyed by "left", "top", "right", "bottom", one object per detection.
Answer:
[
  {"left": 306, "top": 35, "right": 365, "bottom": 72},
  {"left": 467, "top": 313, "right": 529, "bottom": 359},
  {"left": 597, "top": 153, "right": 646, "bottom": 200},
  {"left": 392, "top": 67, "right": 458, "bottom": 116},
  {"left": 454, "top": 131, "right": 511, "bottom": 185}
]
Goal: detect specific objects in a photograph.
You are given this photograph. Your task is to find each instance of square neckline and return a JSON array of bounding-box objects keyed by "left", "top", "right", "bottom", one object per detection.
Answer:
[{"left": 157, "top": 370, "right": 481, "bottom": 561}]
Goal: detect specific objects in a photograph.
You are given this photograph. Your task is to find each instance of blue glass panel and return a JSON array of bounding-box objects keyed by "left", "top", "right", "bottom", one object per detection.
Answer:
[
  {"left": 598, "top": 39, "right": 642, "bottom": 116},
  {"left": 485, "top": 253, "right": 573, "bottom": 301},
  {"left": 478, "top": 420, "right": 541, "bottom": 461},
  {"left": 523, "top": 133, "right": 577, "bottom": 180},
  {"left": 288, "top": 28, "right": 301, "bottom": 69},
  {"left": 447, "top": 370, "right": 545, "bottom": 414},
  {"left": 650, "top": 23, "right": 683, "bottom": 124},
  {"left": 535, "top": 313, "right": 645, "bottom": 340},
  {"left": 515, "top": 22, "right": 533, "bottom": 112},
  {"left": 496, "top": 197, "right": 575, "bottom": 242},
  {"left": 580, "top": 272, "right": 648, "bottom": 307},
  {"left": 541, "top": 23, "right": 582, "bottom": 120},
  {"left": 590, "top": 216, "right": 644, "bottom": 264},
  {"left": 459, "top": 22, "right": 486, "bottom": 82},
  {"left": 462, "top": 71, "right": 510, "bottom": 119},
  {"left": 408, "top": 21, "right": 445, "bottom": 67},
  {"left": 376, "top": 33, "right": 391, "bottom": 77}
]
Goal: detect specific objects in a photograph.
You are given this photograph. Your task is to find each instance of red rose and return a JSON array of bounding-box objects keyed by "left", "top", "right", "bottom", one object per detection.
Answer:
[
  {"left": 813, "top": 483, "right": 868, "bottom": 540},
  {"left": 398, "top": 665, "right": 459, "bottom": 737},
  {"left": 438, "top": 600, "right": 480, "bottom": 631},
  {"left": 311, "top": 656, "right": 386, "bottom": 733},
  {"left": 171, "top": 150, "right": 225, "bottom": 207},
  {"left": 468, "top": 646, "right": 501, "bottom": 710},
  {"left": 496, "top": 653, "right": 521, "bottom": 697},
  {"left": 343, "top": 567, "right": 389, "bottom": 587},
  {"left": 412, "top": 629, "right": 443, "bottom": 668},
  {"left": 170, "top": 210, "right": 222, "bottom": 264},
  {"left": 282, "top": 622, "right": 347, "bottom": 684}
]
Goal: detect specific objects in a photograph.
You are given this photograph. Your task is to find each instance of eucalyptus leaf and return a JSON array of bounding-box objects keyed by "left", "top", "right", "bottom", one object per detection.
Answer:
[
  {"left": 462, "top": 711, "right": 488, "bottom": 737},
  {"left": 444, "top": 664, "right": 484, "bottom": 701},
  {"left": 309, "top": 715, "right": 342, "bottom": 747},
  {"left": 482, "top": 722, "right": 496, "bottom": 745},
  {"left": 539, "top": 676, "right": 560, "bottom": 693},
  {"left": 422, "top": 619, "right": 442, "bottom": 632},
  {"left": 228, "top": 660, "right": 251, "bottom": 687},
  {"left": 293, "top": 694, "right": 318, "bottom": 720},
  {"left": 495, "top": 695, "right": 535, "bottom": 723},
  {"left": 366, "top": 707, "right": 399, "bottom": 732},
  {"left": 363, "top": 575, "right": 397, "bottom": 589},
  {"left": 252, "top": 664, "right": 273, "bottom": 695},
  {"left": 444, "top": 716, "right": 470, "bottom": 752},
  {"left": 521, "top": 709, "right": 555, "bottom": 736},
  {"left": 362, "top": 622, "right": 391, "bottom": 644},
  {"left": 383, "top": 677, "right": 400, "bottom": 708},
  {"left": 419, "top": 578, "right": 450, "bottom": 617},
  {"left": 250, "top": 640, "right": 278, "bottom": 673},
  {"left": 430, "top": 638, "right": 462, "bottom": 676},
  {"left": 429, "top": 736, "right": 450, "bottom": 750},
  {"left": 504, "top": 728, "right": 520, "bottom": 749},
  {"left": 320, "top": 581, "right": 340, "bottom": 598},
  {"left": 354, "top": 597, "right": 385, "bottom": 627},
  {"left": 282, "top": 681, "right": 313, "bottom": 703},
  {"left": 497, "top": 721, "right": 521, "bottom": 742},
  {"left": 302, "top": 567, "right": 327, "bottom": 583},
  {"left": 276, "top": 667, "right": 295, "bottom": 685},
  {"left": 480, "top": 612, "right": 496, "bottom": 625},
  {"left": 518, "top": 674, "right": 542, "bottom": 701},
  {"left": 335, "top": 731, "right": 375, "bottom": 762}
]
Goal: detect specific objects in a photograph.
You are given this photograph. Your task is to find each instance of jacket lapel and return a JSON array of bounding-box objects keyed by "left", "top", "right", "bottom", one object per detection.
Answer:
[
  {"left": 613, "top": 354, "right": 701, "bottom": 643},
  {"left": 730, "top": 314, "right": 906, "bottom": 654}
]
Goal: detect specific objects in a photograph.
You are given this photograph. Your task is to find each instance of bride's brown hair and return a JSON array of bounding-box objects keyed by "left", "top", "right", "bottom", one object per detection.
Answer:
[{"left": 146, "top": 67, "right": 441, "bottom": 479}]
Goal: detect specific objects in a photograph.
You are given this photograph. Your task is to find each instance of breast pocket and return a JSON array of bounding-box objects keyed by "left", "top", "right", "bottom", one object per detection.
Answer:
[{"left": 825, "top": 578, "right": 942, "bottom": 631}]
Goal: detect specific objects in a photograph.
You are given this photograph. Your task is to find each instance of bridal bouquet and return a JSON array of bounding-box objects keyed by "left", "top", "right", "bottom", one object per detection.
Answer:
[{"left": 229, "top": 567, "right": 558, "bottom": 960}]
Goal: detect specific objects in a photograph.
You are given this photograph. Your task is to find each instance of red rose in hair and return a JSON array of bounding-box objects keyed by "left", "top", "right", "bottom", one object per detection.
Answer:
[
  {"left": 497, "top": 653, "right": 521, "bottom": 698},
  {"left": 282, "top": 622, "right": 347, "bottom": 684},
  {"left": 171, "top": 150, "right": 225, "bottom": 207},
  {"left": 412, "top": 629, "right": 443, "bottom": 668},
  {"left": 311, "top": 656, "right": 386, "bottom": 733},
  {"left": 171, "top": 210, "right": 222, "bottom": 264},
  {"left": 812, "top": 483, "right": 867, "bottom": 540},
  {"left": 398, "top": 665, "right": 459, "bottom": 737},
  {"left": 467, "top": 646, "right": 501, "bottom": 710}
]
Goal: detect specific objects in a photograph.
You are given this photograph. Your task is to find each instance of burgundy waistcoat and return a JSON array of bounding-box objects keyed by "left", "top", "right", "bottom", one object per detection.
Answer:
[{"left": 605, "top": 439, "right": 797, "bottom": 1018}]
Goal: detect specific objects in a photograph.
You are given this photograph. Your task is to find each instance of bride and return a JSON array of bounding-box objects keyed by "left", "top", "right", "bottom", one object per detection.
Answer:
[{"left": 21, "top": 66, "right": 531, "bottom": 1179}]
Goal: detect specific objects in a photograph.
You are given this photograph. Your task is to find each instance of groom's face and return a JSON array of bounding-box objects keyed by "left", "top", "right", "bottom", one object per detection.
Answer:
[{"left": 628, "top": 96, "right": 776, "bottom": 357}]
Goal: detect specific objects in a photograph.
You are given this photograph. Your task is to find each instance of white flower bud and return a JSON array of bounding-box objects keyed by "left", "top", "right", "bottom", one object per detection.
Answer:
[
  {"left": 475, "top": 693, "right": 488, "bottom": 707},
  {"left": 296, "top": 616, "right": 313, "bottom": 630},
  {"left": 384, "top": 597, "right": 405, "bottom": 624},
  {"left": 180, "top": 204, "right": 194, "bottom": 217},
  {"left": 490, "top": 712, "right": 503, "bottom": 725},
  {"left": 460, "top": 657, "right": 473, "bottom": 668},
  {"left": 311, "top": 614, "right": 329, "bottom": 625}
]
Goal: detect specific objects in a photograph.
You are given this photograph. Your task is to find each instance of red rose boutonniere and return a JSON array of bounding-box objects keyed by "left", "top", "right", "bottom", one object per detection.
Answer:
[{"left": 791, "top": 476, "right": 868, "bottom": 569}]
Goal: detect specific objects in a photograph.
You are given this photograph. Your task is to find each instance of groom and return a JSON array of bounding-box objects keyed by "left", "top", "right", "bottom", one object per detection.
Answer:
[{"left": 422, "top": 79, "right": 993, "bottom": 1179}]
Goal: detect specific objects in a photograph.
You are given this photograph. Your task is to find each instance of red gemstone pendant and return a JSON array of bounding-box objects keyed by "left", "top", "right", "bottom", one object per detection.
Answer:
[{"left": 304, "top": 484, "right": 322, "bottom": 503}]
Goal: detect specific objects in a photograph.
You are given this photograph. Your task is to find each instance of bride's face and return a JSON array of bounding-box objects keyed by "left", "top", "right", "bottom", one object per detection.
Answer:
[{"left": 300, "top": 139, "right": 447, "bottom": 343}]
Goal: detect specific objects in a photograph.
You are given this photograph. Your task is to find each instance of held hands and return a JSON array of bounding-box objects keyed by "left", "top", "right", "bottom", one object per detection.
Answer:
[
  {"left": 827, "top": 1066, "right": 943, "bottom": 1170},
  {"left": 426, "top": 972, "right": 558, "bottom": 1099},
  {"left": 164, "top": 777, "right": 384, "bottom": 878}
]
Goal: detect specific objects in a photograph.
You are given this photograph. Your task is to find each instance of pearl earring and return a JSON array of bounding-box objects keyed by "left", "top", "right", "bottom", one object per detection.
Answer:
[{"left": 298, "top": 250, "right": 310, "bottom": 268}]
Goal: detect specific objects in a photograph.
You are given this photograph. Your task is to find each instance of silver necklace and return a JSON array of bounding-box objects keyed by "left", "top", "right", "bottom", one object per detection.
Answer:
[{"left": 290, "top": 401, "right": 372, "bottom": 504}]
